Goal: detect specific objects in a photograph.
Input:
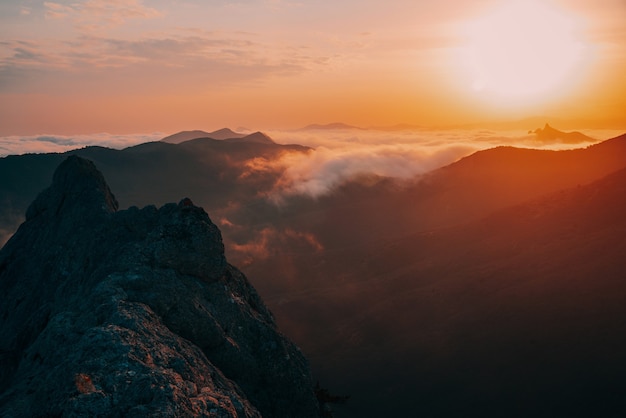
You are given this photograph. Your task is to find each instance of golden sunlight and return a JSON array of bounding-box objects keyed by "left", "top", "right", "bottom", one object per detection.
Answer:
[{"left": 460, "top": 0, "right": 587, "bottom": 105}]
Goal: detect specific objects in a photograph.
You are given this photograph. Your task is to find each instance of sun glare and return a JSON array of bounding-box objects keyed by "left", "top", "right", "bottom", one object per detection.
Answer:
[{"left": 460, "top": 0, "right": 587, "bottom": 106}]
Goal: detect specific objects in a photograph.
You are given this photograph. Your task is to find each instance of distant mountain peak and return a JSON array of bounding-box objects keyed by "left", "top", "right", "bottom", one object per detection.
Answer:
[
  {"left": 161, "top": 130, "right": 210, "bottom": 144},
  {"left": 301, "top": 122, "right": 365, "bottom": 131},
  {"left": 223, "top": 131, "right": 275, "bottom": 144},
  {"left": 161, "top": 128, "right": 246, "bottom": 144},
  {"left": 208, "top": 128, "right": 246, "bottom": 140},
  {"left": 531, "top": 124, "right": 594, "bottom": 145}
]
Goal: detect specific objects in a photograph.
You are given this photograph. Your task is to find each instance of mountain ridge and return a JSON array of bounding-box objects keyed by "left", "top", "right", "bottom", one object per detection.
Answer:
[
  {"left": 161, "top": 128, "right": 247, "bottom": 144},
  {"left": 301, "top": 123, "right": 366, "bottom": 131},
  {"left": 1, "top": 129, "right": 626, "bottom": 417},
  {"left": 0, "top": 155, "right": 319, "bottom": 417},
  {"left": 248, "top": 158, "right": 626, "bottom": 418},
  {"left": 223, "top": 131, "right": 275, "bottom": 144}
]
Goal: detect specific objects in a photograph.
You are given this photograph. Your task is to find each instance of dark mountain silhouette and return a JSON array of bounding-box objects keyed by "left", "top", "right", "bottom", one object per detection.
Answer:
[
  {"left": 301, "top": 123, "right": 365, "bottom": 130},
  {"left": 531, "top": 123, "right": 594, "bottom": 144},
  {"left": 220, "top": 133, "right": 626, "bottom": 417},
  {"left": 0, "top": 137, "right": 310, "bottom": 245},
  {"left": 246, "top": 165, "right": 626, "bottom": 418},
  {"left": 161, "top": 129, "right": 211, "bottom": 143},
  {"left": 209, "top": 127, "right": 248, "bottom": 140},
  {"left": 405, "top": 132, "right": 625, "bottom": 227},
  {"left": 364, "top": 166, "right": 626, "bottom": 416},
  {"left": 161, "top": 128, "right": 246, "bottom": 143},
  {"left": 0, "top": 156, "right": 319, "bottom": 417},
  {"left": 370, "top": 123, "right": 424, "bottom": 131},
  {"left": 249, "top": 133, "right": 626, "bottom": 252},
  {"left": 1, "top": 131, "right": 626, "bottom": 417},
  {"left": 224, "top": 131, "right": 275, "bottom": 144}
]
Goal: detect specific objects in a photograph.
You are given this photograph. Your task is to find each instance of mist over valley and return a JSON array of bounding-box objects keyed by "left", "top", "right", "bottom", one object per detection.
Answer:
[{"left": 1, "top": 125, "right": 626, "bottom": 416}]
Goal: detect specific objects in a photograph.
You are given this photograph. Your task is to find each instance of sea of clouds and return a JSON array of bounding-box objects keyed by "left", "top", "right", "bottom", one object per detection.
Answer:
[
  {"left": 1, "top": 126, "right": 617, "bottom": 204},
  {"left": 258, "top": 127, "right": 611, "bottom": 200},
  {"left": 0, "top": 133, "right": 165, "bottom": 157},
  {"left": 0, "top": 126, "right": 620, "bottom": 249}
]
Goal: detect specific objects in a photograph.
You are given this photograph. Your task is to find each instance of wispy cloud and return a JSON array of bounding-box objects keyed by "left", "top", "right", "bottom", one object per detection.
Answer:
[
  {"left": 1, "top": 127, "right": 612, "bottom": 195},
  {"left": 0, "top": 29, "right": 332, "bottom": 94},
  {"left": 249, "top": 127, "right": 607, "bottom": 202},
  {"left": 0, "top": 1, "right": 487, "bottom": 102},
  {"left": 225, "top": 225, "right": 324, "bottom": 266},
  {"left": 44, "top": 2, "right": 74, "bottom": 19},
  {"left": 44, "top": 0, "right": 162, "bottom": 31},
  {"left": 248, "top": 144, "right": 475, "bottom": 202}
]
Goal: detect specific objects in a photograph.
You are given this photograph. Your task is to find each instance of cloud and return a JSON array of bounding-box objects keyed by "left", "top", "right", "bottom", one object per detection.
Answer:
[
  {"left": 13, "top": 47, "right": 41, "bottom": 61},
  {"left": 238, "top": 127, "right": 608, "bottom": 202},
  {"left": 0, "top": 29, "right": 332, "bottom": 94},
  {"left": 44, "top": 0, "right": 162, "bottom": 31},
  {"left": 263, "top": 144, "right": 474, "bottom": 201},
  {"left": 0, "top": 2, "right": 390, "bottom": 97},
  {"left": 0, "top": 133, "right": 163, "bottom": 157},
  {"left": 44, "top": 2, "right": 74, "bottom": 19},
  {"left": 1, "top": 127, "right": 611, "bottom": 197},
  {"left": 229, "top": 227, "right": 274, "bottom": 262},
  {"left": 284, "top": 229, "right": 324, "bottom": 252},
  {"left": 102, "top": 34, "right": 266, "bottom": 69},
  {"left": 226, "top": 226, "right": 324, "bottom": 266}
]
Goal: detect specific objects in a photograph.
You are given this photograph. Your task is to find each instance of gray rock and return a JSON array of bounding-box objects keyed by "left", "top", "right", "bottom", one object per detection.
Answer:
[{"left": 0, "top": 155, "right": 319, "bottom": 417}]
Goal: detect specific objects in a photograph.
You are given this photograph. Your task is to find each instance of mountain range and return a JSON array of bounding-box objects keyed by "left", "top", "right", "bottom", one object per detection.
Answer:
[
  {"left": 161, "top": 128, "right": 247, "bottom": 143},
  {"left": 300, "top": 123, "right": 366, "bottom": 131},
  {"left": 1, "top": 128, "right": 626, "bottom": 417}
]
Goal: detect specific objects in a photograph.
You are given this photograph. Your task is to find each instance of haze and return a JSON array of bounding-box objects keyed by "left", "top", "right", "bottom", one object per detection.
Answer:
[
  {"left": 2, "top": 2, "right": 626, "bottom": 416},
  {"left": 1, "top": 0, "right": 625, "bottom": 136}
]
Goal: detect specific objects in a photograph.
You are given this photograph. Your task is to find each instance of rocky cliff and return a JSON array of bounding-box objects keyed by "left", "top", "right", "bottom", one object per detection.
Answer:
[{"left": 0, "top": 156, "right": 319, "bottom": 417}]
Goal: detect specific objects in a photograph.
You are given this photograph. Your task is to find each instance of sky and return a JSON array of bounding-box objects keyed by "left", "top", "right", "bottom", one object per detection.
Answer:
[{"left": 1, "top": 0, "right": 625, "bottom": 136}]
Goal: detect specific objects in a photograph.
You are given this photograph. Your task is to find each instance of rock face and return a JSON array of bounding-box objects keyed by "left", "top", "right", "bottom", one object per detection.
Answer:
[{"left": 0, "top": 156, "right": 319, "bottom": 417}]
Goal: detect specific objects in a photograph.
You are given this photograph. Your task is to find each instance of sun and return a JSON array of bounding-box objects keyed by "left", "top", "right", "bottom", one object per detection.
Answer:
[{"left": 460, "top": 0, "right": 586, "bottom": 105}]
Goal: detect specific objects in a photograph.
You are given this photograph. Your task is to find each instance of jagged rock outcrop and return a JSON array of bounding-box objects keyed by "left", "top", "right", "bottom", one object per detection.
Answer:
[{"left": 0, "top": 156, "right": 319, "bottom": 417}]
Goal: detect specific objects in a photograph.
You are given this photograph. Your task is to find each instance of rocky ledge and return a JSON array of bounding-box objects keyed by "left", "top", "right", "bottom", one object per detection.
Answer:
[{"left": 0, "top": 156, "right": 319, "bottom": 417}]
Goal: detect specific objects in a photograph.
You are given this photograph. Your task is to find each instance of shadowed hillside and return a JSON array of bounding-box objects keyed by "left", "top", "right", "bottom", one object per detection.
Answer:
[
  {"left": 1, "top": 131, "right": 626, "bottom": 416},
  {"left": 0, "top": 134, "right": 310, "bottom": 245},
  {"left": 249, "top": 166, "right": 626, "bottom": 417},
  {"left": 161, "top": 128, "right": 247, "bottom": 143},
  {"left": 0, "top": 156, "right": 320, "bottom": 417},
  {"left": 228, "top": 133, "right": 626, "bottom": 252}
]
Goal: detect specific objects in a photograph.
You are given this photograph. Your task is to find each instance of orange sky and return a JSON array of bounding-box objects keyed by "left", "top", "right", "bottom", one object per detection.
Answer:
[{"left": 0, "top": 0, "right": 625, "bottom": 135}]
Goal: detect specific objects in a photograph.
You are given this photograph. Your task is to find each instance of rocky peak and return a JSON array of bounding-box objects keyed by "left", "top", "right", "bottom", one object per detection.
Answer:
[
  {"left": 0, "top": 156, "right": 319, "bottom": 417},
  {"left": 25, "top": 155, "right": 118, "bottom": 221}
]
